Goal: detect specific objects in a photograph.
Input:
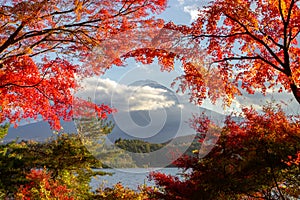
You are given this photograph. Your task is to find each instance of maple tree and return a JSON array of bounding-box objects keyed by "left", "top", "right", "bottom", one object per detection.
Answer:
[
  {"left": 126, "top": 0, "right": 300, "bottom": 105},
  {"left": 0, "top": 0, "right": 166, "bottom": 129},
  {"left": 149, "top": 104, "right": 300, "bottom": 199}
]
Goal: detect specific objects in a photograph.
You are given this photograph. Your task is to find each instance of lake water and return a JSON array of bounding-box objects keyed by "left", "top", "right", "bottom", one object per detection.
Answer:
[{"left": 90, "top": 168, "right": 183, "bottom": 191}]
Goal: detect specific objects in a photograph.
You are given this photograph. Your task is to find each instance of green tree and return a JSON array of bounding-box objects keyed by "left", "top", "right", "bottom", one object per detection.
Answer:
[{"left": 0, "top": 124, "right": 9, "bottom": 140}]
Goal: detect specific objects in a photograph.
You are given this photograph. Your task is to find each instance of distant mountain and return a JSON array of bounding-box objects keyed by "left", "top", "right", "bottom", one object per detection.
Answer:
[
  {"left": 106, "top": 80, "right": 225, "bottom": 143},
  {"left": 4, "top": 80, "right": 226, "bottom": 144},
  {"left": 3, "top": 120, "right": 77, "bottom": 143}
]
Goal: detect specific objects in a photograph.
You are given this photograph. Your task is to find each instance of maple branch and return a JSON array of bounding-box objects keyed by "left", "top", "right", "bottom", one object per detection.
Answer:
[
  {"left": 39, "top": 8, "right": 75, "bottom": 19},
  {"left": 63, "top": 18, "right": 103, "bottom": 29},
  {"left": 1, "top": 45, "right": 62, "bottom": 61},
  {"left": 211, "top": 56, "right": 285, "bottom": 73},
  {"left": 119, "top": 0, "right": 136, "bottom": 14},
  {"left": 0, "top": 22, "right": 9, "bottom": 30},
  {"left": 119, "top": 0, "right": 131, "bottom": 14},
  {"left": 284, "top": 1, "right": 297, "bottom": 51},
  {"left": 16, "top": 28, "right": 74, "bottom": 42},
  {"left": 257, "top": 27, "right": 284, "bottom": 50},
  {"left": 0, "top": 63, "right": 51, "bottom": 89},
  {"left": 0, "top": 0, "right": 150, "bottom": 60},
  {"left": 0, "top": 42, "right": 22, "bottom": 60},
  {"left": 43, "top": 38, "right": 81, "bottom": 44},
  {"left": 256, "top": 55, "right": 285, "bottom": 73},
  {"left": 286, "top": 0, "right": 295, "bottom": 28},
  {"left": 29, "top": 44, "right": 61, "bottom": 57},
  {"left": 288, "top": 29, "right": 300, "bottom": 48},
  {"left": 1, "top": 1, "right": 148, "bottom": 60},
  {"left": 269, "top": 160, "right": 286, "bottom": 200},
  {"left": 72, "top": 29, "right": 99, "bottom": 45},
  {"left": 71, "top": 33, "right": 93, "bottom": 50},
  {"left": 280, "top": 1, "right": 296, "bottom": 79},
  {"left": 28, "top": 34, "right": 52, "bottom": 49},
  {"left": 290, "top": 83, "right": 300, "bottom": 105},
  {"left": 34, "top": 86, "right": 61, "bottom": 103},
  {"left": 0, "top": 63, "right": 68, "bottom": 104},
  {"left": 10, "top": 29, "right": 91, "bottom": 57},
  {"left": 0, "top": 22, "right": 25, "bottom": 54},
  {"left": 212, "top": 56, "right": 261, "bottom": 63},
  {"left": 0, "top": 81, "right": 41, "bottom": 89},
  {"left": 0, "top": 6, "right": 11, "bottom": 19},
  {"left": 287, "top": 28, "right": 293, "bottom": 49},
  {"left": 61, "top": 2, "right": 147, "bottom": 29},
  {"left": 191, "top": 32, "right": 247, "bottom": 39},
  {"left": 118, "top": 0, "right": 150, "bottom": 17},
  {"left": 278, "top": 0, "right": 286, "bottom": 24},
  {"left": 224, "top": 13, "right": 286, "bottom": 70}
]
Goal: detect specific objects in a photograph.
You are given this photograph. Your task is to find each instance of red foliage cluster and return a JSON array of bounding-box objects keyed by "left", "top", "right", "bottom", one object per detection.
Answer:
[
  {"left": 286, "top": 151, "right": 300, "bottom": 166},
  {"left": 0, "top": 0, "right": 167, "bottom": 129},
  {"left": 16, "top": 169, "right": 74, "bottom": 200},
  {"left": 0, "top": 56, "right": 76, "bottom": 129}
]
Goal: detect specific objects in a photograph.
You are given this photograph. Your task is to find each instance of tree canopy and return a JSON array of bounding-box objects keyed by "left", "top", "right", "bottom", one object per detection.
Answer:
[
  {"left": 127, "top": 0, "right": 300, "bottom": 106},
  {"left": 0, "top": 0, "right": 167, "bottom": 129}
]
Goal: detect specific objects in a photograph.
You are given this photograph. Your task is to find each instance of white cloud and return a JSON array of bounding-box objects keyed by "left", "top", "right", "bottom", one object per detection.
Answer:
[
  {"left": 76, "top": 78, "right": 176, "bottom": 112},
  {"left": 200, "top": 87, "right": 300, "bottom": 116},
  {"left": 233, "top": 90, "right": 300, "bottom": 115},
  {"left": 183, "top": 5, "right": 200, "bottom": 22}
]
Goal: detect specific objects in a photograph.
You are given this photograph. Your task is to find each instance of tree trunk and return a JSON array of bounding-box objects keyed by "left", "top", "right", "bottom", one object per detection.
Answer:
[{"left": 290, "top": 83, "right": 300, "bottom": 105}]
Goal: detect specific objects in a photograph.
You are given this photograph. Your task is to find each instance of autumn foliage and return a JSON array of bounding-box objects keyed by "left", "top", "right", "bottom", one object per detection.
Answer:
[
  {"left": 0, "top": 0, "right": 167, "bottom": 129},
  {"left": 149, "top": 105, "right": 300, "bottom": 199},
  {"left": 126, "top": 0, "right": 300, "bottom": 106},
  {"left": 16, "top": 169, "right": 74, "bottom": 200},
  {"left": 95, "top": 183, "right": 151, "bottom": 200}
]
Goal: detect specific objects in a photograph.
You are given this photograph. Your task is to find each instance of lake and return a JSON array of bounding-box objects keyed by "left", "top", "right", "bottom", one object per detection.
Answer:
[{"left": 90, "top": 168, "right": 183, "bottom": 191}]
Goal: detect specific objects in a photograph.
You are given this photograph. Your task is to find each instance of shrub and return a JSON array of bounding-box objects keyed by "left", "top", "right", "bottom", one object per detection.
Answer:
[{"left": 16, "top": 168, "right": 74, "bottom": 200}]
